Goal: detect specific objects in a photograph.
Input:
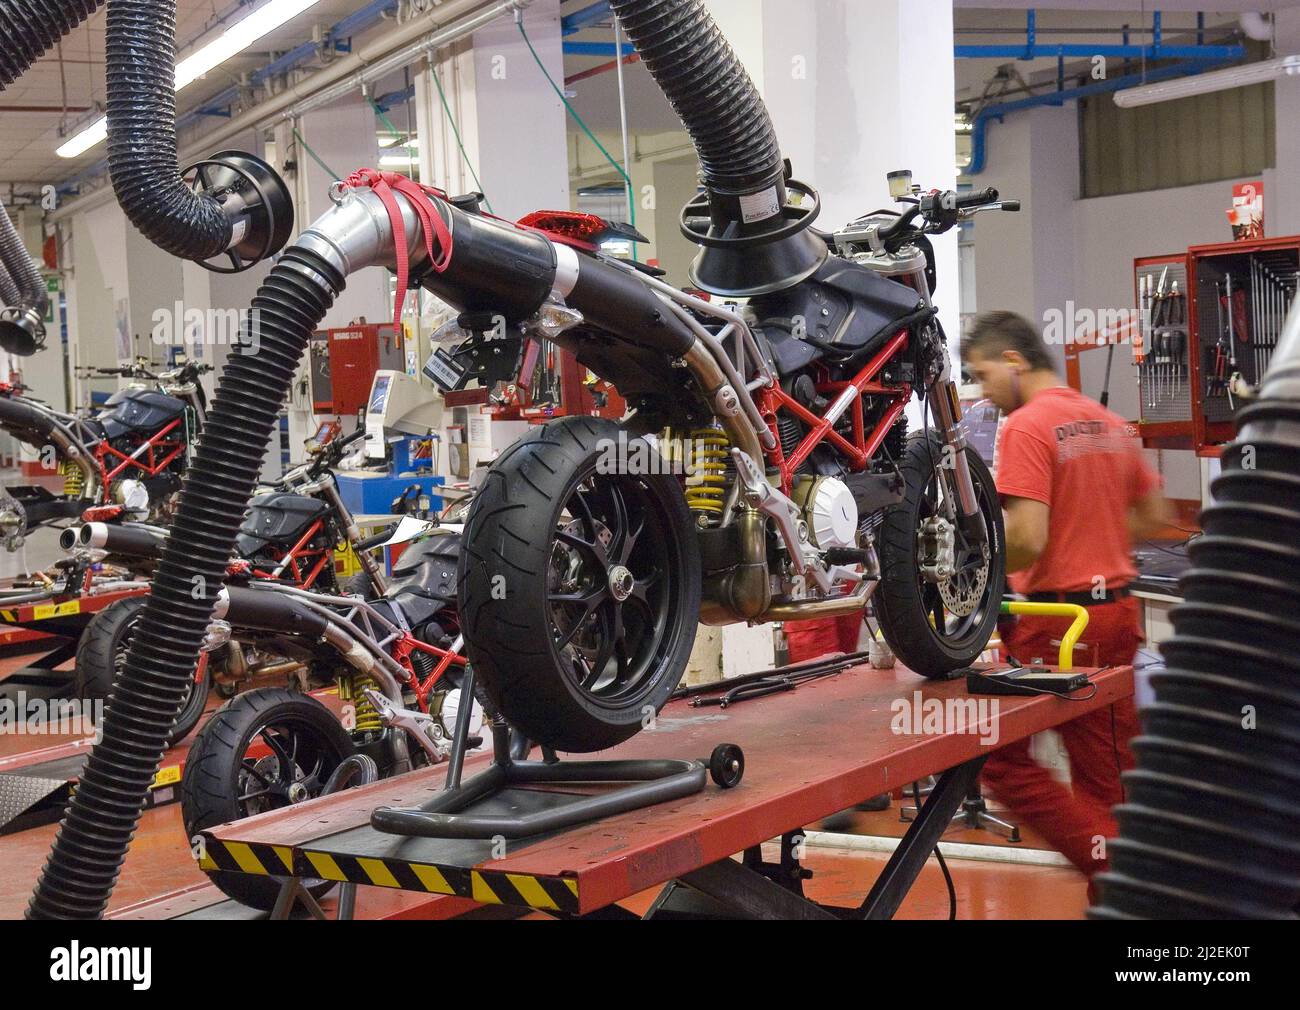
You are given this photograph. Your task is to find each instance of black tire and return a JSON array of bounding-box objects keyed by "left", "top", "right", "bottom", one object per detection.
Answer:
[
  {"left": 343, "top": 571, "right": 379, "bottom": 599},
  {"left": 181, "top": 688, "right": 356, "bottom": 911},
  {"left": 75, "top": 595, "right": 211, "bottom": 746},
  {"left": 459, "top": 416, "right": 701, "bottom": 753},
  {"left": 874, "top": 432, "right": 1005, "bottom": 677}
]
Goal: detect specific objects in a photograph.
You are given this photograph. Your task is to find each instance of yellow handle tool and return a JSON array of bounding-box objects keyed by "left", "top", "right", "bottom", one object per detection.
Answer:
[{"left": 999, "top": 601, "right": 1090, "bottom": 671}]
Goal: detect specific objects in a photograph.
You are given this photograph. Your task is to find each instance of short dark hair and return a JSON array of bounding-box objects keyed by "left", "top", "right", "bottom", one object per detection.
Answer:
[{"left": 962, "top": 311, "right": 1056, "bottom": 372}]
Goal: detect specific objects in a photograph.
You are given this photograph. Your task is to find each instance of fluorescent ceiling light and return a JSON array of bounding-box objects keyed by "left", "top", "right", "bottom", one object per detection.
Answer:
[
  {"left": 378, "top": 136, "right": 419, "bottom": 149},
  {"left": 57, "top": 0, "right": 323, "bottom": 158},
  {"left": 379, "top": 154, "right": 417, "bottom": 168},
  {"left": 1114, "top": 55, "right": 1300, "bottom": 108}
]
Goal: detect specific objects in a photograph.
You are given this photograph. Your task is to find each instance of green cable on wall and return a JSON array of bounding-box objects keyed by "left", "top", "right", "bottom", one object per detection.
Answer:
[
  {"left": 426, "top": 69, "right": 494, "bottom": 215},
  {"left": 291, "top": 127, "right": 343, "bottom": 182},
  {"left": 516, "top": 16, "right": 638, "bottom": 259}
]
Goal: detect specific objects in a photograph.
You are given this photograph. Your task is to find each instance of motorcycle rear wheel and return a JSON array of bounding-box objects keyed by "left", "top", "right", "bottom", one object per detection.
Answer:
[
  {"left": 181, "top": 688, "right": 356, "bottom": 911},
  {"left": 459, "top": 417, "right": 701, "bottom": 753},
  {"left": 874, "top": 431, "right": 1005, "bottom": 677}
]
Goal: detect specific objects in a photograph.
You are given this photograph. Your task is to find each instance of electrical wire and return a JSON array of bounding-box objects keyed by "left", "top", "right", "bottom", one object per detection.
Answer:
[
  {"left": 426, "top": 64, "right": 494, "bottom": 214},
  {"left": 291, "top": 127, "right": 342, "bottom": 182},
  {"left": 516, "top": 13, "right": 638, "bottom": 257},
  {"left": 912, "top": 780, "right": 957, "bottom": 920}
]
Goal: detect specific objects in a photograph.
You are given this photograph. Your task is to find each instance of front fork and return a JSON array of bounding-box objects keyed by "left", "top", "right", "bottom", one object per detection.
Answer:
[{"left": 929, "top": 377, "right": 989, "bottom": 548}]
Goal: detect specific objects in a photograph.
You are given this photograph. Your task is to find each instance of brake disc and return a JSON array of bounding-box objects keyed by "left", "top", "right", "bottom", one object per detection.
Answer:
[{"left": 940, "top": 543, "right": 990, "bottom": 618}]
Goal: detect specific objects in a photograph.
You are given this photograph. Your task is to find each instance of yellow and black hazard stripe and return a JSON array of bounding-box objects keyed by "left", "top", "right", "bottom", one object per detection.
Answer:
[{"left": 198, "top": 836, "right": 579, "bottom": 914}]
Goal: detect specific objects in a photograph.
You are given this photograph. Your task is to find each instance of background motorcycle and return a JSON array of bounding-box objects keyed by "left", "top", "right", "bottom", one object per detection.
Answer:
[
  {"left": 181, "top": 524, "right": 470, "bottom": 910},
  {"left": 0, "top": 360, "right": 210, "bottom": 548},
  {"left": 64, "top": 427, "right": 389, "bottom": 744}
]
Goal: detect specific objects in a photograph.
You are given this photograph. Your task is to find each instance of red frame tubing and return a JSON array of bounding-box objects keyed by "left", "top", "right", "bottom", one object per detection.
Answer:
[
  {"left": 252, "top": 519, "right": 331, "bottom": 589},
  {"left": 393, "top": 636, "right": 468, "bottom": 710},
  {"left": 760, "top": 330, "right": 911, "bottom": 494},
  {"left": 95, "top": 418, "right": 185, "bottom": 487}
]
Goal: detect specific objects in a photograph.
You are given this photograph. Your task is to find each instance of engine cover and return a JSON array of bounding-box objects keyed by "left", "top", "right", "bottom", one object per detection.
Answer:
[{"left": 793, "top": 475, "right": 859, "bottom": 551}]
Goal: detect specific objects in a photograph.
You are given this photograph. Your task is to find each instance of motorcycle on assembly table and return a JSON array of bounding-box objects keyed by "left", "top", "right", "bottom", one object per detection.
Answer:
[
  {"left": 451, "top": 178, "right": 1017, "bottom": 752},
  {"left": 0, "top": 360, "right": 210, "bottom": 549},
  {"left": 64, "top": 426, "right": 391, "bottom": 744},
  {"left": 180, "top": 516, "right": 475, "bottom": 910}
]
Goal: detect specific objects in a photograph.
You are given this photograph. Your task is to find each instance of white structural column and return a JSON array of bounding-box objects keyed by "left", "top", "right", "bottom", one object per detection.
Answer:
[
  {"left": 294, "top": 93, "right": 388, "bottom": 330},
  {"left": 705, "top": 0, "right": 960, "bottom": 347},
  {"left": 1271, "top": 10, "right": 1300, "bottom": 237},
  {"left": 415, "top": 0, "right": 569, "bottom": 220},
  {"left": 969, "top": 104, "right": 1079, "bottom": 368}
]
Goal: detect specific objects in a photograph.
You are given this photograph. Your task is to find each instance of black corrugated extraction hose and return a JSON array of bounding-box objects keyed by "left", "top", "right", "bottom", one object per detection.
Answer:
[
  {"left": 1094, "top": 307, "right": 1300, "bottom": 919},
  {"left": 0, "top": 257, "right": 21, "bottom": 306},
  {"left": 105, "top": 0, "right": 231, "bottom": 259},
  {"left": 27, "top": 247, "right": 344, "bottom": 918},
  {"left": 605, "top": 0, "right": 825, "bottom": 298},
  {"left": 606, "top": 0, "right": 782, "bottom": 198},
  {"left": 0, "top": 0, "right": 102, "bottom": 354}
]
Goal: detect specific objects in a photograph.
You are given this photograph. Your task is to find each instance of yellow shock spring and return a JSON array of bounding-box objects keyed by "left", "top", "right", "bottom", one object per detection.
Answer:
[
  {"left": 684, "top": 427, "right": 732, "bottom": 516},
  {"left": 337, "top": 672, "right": 382, "bottom": 733},
  {"left": 60, "top": 459, "right": 84, "bottom": 497}
]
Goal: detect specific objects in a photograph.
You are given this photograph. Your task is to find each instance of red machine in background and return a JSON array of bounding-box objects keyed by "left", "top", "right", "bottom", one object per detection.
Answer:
[{"left": 310, "top": 323, "right": 405, "bottom": 415}]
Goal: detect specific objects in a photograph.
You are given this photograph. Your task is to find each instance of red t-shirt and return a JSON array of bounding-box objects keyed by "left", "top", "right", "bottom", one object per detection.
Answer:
[{"left": 995, "top": 387, "right": 1160, "bottom": 595}]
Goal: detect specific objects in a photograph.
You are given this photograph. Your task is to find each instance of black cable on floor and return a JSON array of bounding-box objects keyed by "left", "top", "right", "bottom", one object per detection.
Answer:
[{"left": 913, "top": 780, "right": 957, "bottom": 920}]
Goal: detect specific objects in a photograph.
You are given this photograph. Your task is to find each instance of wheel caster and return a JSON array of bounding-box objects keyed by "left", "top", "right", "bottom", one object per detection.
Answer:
[{"left": 708, "top": 743, "right": 744, "bottom": 788}]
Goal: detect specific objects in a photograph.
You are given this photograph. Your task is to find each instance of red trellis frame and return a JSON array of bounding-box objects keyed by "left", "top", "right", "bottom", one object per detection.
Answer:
[
  {"left": 93, "top": 418, "right": 187, "bottom": 489},
  {"left": 757, "top": 329, "right": 912, "bottom": 495}
]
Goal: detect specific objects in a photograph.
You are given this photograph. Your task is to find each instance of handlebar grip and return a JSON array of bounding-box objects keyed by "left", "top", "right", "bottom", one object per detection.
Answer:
[
  {"left": 1000, "top": 200, "right": 1022, "bottom": 212},
  {"left": 956, "top": 187, "right": 999, "bottom": 209}
]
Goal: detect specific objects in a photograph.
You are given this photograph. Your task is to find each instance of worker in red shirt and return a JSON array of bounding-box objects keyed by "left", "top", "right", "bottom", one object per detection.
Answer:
[{"left": 961, "top": 311, "right": 1170, "bottom": 891}]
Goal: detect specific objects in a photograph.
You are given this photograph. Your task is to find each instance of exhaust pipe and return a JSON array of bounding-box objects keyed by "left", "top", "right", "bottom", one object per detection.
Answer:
[{"left": 75, "top": 521, "right": 167, "bottom": 558}]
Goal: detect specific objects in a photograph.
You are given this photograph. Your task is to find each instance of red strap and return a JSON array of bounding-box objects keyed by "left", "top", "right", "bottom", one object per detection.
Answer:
[{"left": 343, "top": 169, "right": 455, "bottom": 334}]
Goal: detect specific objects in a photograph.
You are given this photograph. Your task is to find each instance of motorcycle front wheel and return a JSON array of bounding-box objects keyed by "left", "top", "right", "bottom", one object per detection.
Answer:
[
  {"left": 459, "top": 417, "right": 701, "bottom": 753},
  {"left": 874, "top": 431, "right": 1006, "bottom": 677}
]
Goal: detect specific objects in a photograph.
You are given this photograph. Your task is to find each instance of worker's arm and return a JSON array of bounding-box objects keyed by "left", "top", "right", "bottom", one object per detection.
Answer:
[
  {"left": 1129, "top": 488, "right": 1172, "bottom": 542},
  {"left": 1003, "top": 495, "right": 1050, "bottom": 573}
]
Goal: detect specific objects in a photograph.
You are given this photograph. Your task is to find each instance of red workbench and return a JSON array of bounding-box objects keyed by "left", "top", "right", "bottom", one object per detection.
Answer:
[{"left": 180, "top": 659, "right": 1132, "bottom": 920}]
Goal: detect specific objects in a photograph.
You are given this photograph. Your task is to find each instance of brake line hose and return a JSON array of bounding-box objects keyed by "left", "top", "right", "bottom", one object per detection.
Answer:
[{"left": 1094, "top": 302, "right": 1300, "bottom": 919}]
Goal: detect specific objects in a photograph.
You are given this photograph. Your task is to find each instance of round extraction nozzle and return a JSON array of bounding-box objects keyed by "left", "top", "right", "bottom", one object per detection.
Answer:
[
  {"left": 0, "top": 306, "right": 45, "bottom": 356},
  {"left": 180, "top": 150, "right": 294, "bottom": 273}
]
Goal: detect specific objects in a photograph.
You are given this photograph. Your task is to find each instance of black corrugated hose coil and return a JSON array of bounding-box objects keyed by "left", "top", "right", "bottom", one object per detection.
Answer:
[
  {"left": 0, "top": 0, "right": 103, "bottom": 354},
  {"left": 105, "top": 0, "right": 231, "bottom": 260},
  {"left": 27, "top": 248, "right": 345, "bottom": 918},
  {"left": 1093, "top": 396, "right": 1300, "bottom": 919},
  {"left": 605, "top": 0, "right": 782, "bottom": 198}
]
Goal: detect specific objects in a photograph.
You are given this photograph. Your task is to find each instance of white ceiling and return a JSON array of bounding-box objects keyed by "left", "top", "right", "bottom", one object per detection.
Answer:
[
  {"left": 3, "top": 2, "right": 1297, "bottom": 191},
  {"left": 0, "top": 0, "right": 372, "bottom": 187}
]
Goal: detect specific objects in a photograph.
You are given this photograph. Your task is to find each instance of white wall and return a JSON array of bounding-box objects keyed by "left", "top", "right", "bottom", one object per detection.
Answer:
[{"left": 970, "top": 97, "right": 1292, "bottom": 503}]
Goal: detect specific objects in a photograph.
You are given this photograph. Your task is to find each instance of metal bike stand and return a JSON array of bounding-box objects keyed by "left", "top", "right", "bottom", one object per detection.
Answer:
[
  {"left": 370, "top": 666, "right": 728, "bottom": 841},
  {"left": 268, "top": 754, "right": 377, "bottom": 920}
]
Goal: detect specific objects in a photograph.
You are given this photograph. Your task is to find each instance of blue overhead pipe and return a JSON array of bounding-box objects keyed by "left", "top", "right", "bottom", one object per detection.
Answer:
[
  {"left": 954, "top": 43, "right": 1243, "bottom": 61},
  {"left": 562, "top": 1, "right": 611, "bottom": 35},
  {"left": 566, "top": 40, "right": 1245, "bottom": 62},
  {"left": 963, "top": 60, "right": 1231, "bottom": 176},
  {"left": 562, "top": 40, "right": 633, "bottom": 57}
]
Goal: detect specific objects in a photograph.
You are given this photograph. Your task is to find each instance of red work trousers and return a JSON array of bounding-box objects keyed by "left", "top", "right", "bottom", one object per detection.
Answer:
[
  {"left": 784, "top": 614, "right": 863, "bottom": 663},
  {"left": 981, "top": 597, "right": 1143, "bottom": 882}
]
